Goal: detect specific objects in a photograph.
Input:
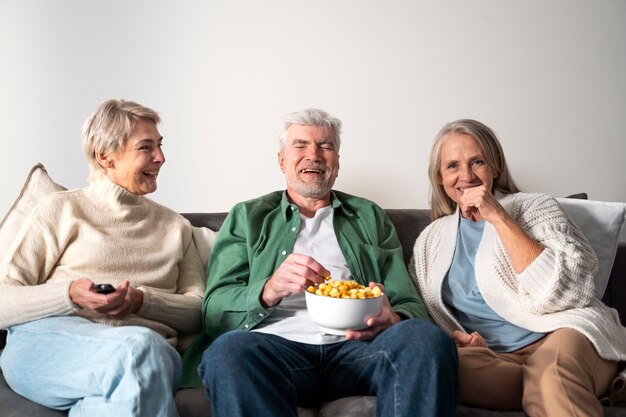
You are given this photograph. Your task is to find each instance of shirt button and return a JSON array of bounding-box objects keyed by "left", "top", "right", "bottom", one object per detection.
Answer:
[
  {"left": 258, "top": 313, "right": 265, "bottom": 317},
  {"left": 244, "top": 324, "right": 250, "bottom": 329},
  {"left": 281, "top": 250, "right": 287, "bottom": 256},
  {"left": 291, "top": 227, "right": 297, "bottom": 232},
  {"left": 290, "top": 206, "right": 295, "bottom": 211}
]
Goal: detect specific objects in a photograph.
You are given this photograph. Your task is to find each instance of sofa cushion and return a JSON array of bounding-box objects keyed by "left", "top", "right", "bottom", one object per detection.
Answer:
[
  {"left": 317, "top": 396, "right": 376, "bottom": 417},
  {"left": 384, "top": 209, "right": 432, "bottom": 264},
  {"left": 0, "top": 164, "right": 65, "bottom": 258},
  {"left": 175, "top": 388, "right": 321, "bottom": 417},
  {"left": 0, "top": 373, "right": 66, "bottom": 417},
  {"left": 192, "top": 226, "right": 217, "bottom": 274},
  {"left": 556, "top": 198, "right": 626, "bottom": 298}
]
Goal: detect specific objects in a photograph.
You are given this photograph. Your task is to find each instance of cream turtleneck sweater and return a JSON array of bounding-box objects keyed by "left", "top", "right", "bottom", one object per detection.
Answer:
[{"left": 0, "top": 176, "right": 205, "bottom": 348}]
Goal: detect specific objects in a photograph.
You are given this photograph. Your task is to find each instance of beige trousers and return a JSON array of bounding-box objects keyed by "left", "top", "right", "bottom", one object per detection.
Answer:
[{"left": 458, "top": 328, "right": 617, "bottom": 417}]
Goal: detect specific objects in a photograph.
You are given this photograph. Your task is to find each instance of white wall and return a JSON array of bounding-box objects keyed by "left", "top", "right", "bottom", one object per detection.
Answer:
[{"left": 1, "top": 1, "right": 625, "bottom": 234}]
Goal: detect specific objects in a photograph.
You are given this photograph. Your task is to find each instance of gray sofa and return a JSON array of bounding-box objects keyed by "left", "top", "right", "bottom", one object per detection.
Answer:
[{"left": 1, "top": 209, "right": 625, "bottom": 417}]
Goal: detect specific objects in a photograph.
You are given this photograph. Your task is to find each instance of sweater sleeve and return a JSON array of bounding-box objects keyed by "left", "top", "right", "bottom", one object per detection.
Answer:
[
  {"left": 409, "top": 218, "right": 464, "bottom": 335},
  {"left": 0, "top": 210, "right": 79, "bottom": 328},
  {"left": 509, "top": 194, "right": 598, "bottom": 313},
  {"left": 137, "top": 225, "right": 205, "bottom": 335}
]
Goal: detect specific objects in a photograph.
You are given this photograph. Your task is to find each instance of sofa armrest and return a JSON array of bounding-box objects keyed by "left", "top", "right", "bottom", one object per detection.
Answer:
[{"left": 602, "top": 242, "right": 626, "bottom": 326}]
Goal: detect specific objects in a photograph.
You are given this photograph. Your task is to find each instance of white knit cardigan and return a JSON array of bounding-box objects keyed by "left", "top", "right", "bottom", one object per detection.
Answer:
[{"left": 410, "top": 192, "right": 626, "bottom": 362}]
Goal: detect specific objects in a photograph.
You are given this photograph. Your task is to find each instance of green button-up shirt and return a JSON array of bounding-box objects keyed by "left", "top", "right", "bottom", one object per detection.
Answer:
[{"left": 181, "top": 190, "right": 427, "bottom": 387}]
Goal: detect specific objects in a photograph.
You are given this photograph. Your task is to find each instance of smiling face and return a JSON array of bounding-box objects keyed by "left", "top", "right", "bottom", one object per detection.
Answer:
[
  {"left": 438, "top": 133, "right": 496, "bottom": 205},
  {"left": 278, "top": 124, "right": 340, "bottom": 206},
  {"left": 98, "top": 119, "right": 164, "bottom": 195}
]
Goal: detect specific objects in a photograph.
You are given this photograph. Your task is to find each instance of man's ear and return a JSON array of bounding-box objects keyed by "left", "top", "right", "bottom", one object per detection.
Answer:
[
  {"left": 95, "top": 152, "right": 113, "bottom": 169},
  {"left": 278, "top": 151, "right": 285, "bottom": 173}
]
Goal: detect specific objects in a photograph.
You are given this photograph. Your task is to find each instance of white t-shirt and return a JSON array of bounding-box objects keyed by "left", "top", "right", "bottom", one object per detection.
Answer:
[{"left": 252, "top": 206, "right": 351, "bottom": 344}]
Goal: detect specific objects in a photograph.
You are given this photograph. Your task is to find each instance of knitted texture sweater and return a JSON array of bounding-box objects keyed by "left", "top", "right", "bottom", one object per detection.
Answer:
[
  {"left": 410, "top": 192, "right": 626, "bottom": 362},
  {"left": 0, "top": 176, "right": 205, "bottom": 348}
]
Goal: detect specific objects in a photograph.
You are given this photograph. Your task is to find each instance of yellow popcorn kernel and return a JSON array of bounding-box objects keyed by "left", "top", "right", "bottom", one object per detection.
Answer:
[{"left": 311, "top": 280, "right": 383, "bottom": 299}]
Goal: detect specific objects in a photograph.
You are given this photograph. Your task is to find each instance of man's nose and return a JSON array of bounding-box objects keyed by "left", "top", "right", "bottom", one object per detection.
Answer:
[{"left": 304, "top": 145, "right": 322, "bottom": 160}]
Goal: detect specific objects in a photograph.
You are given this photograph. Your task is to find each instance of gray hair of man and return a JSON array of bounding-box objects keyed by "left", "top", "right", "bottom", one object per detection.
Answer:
[
  {"left": 81, "top": 99, "right": 160, "bottom": 182},
  {"left": 278, "top": 108, "right": 342, "bottom": 151},
  {"left": 428, "top": 119, "right": 520, "bottom": 221}
]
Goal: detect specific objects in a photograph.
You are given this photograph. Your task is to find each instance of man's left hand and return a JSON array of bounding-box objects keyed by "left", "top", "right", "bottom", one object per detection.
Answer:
[{"left": 345, "top": 283, "right": 401, "bottom": 341}]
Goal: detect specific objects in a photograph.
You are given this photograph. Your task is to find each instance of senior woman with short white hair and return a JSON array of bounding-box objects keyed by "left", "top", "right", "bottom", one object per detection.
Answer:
[{"left": 0, "top": 99, "right": 205, "bottom": 417}]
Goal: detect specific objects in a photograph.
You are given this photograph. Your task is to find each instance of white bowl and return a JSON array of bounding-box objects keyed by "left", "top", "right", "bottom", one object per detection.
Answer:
[{"left": 305, "top": 290, "right": 384, "bottom": 335}]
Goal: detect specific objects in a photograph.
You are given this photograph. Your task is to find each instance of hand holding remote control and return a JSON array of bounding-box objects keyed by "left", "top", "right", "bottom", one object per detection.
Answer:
[{"left": 93, "top": 284, "right": 116, "bottom": 294}]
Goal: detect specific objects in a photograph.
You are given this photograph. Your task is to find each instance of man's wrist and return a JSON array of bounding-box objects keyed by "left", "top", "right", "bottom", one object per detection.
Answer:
[
  {"left": 395, "top": 312, "right": 409, "bottom": 322},
  {"left": 260, "top": 278, "right": 279, "bottom": 308}
]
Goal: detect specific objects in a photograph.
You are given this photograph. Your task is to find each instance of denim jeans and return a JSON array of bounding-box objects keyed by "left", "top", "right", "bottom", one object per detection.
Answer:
[
  {"left": 0, "top": 316, "right": 181, "bottom": 417},
  {"left": 199, "top": 318, "right": 458, "bottom": 417}
]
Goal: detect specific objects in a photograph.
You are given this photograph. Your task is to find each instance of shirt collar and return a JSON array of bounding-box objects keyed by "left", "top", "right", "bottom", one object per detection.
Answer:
[{"left": 279, "top": 190, "right": 348, "bottom": 221}]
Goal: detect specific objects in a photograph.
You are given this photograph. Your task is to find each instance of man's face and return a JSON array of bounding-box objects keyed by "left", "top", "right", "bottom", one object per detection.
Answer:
[{"left": 278, "top": 124, "right": 340, "bottom": 201}]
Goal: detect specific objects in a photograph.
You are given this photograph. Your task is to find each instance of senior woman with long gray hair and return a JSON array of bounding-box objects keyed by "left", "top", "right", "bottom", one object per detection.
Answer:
[
  {"left": 410, "top": 118, "right": 626, "bottom": 417},
  {"left": 0, "top": 99, "right": 205, "bottom": 417}
]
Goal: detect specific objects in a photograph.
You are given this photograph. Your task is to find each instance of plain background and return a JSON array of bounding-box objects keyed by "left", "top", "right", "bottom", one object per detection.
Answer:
[{"left": 1, "top": 0, "right": 625, "bottom": 239}]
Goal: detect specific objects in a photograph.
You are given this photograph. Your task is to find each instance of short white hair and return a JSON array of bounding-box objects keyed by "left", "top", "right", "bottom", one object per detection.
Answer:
[
  {"left": 278, "top": 108, "right": 342, "bottom": 151},
  {"left": 81, "top": 99, "right": 160, "bottom": 181}
]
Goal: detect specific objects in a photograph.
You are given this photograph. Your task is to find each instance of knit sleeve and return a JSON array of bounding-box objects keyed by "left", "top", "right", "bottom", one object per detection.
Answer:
[
  {"left": 409, "top": 218, "right": 464, "bottom": 335},
  {"left": 136, "top": 220, "right": 205, "bottom": 335},
  {"left": 511, "top": 193, "right": 598, "bottom": 313},
  {"left": 0, "top": 206, "right": 79, "bottom": 328}
]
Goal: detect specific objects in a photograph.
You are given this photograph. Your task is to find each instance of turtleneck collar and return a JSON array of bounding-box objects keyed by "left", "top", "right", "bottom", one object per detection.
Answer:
[{"left": 84, "top": 174, "right": 147, "bottom": 212}]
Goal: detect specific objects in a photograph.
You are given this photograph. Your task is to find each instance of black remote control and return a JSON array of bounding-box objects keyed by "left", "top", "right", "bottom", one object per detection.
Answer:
[{"left": 93, "top": 284, "right": 115, "bottom": 294}]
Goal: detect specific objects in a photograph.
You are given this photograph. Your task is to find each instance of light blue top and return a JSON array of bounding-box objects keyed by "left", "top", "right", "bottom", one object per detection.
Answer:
[{"left": 442, "top": 216, "right": 544, "bottom": 352}]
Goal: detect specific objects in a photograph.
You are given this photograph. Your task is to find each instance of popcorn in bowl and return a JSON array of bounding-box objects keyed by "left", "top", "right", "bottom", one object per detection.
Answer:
[{"left": 305, "top": 280, "right": 384, "bottom": 335}]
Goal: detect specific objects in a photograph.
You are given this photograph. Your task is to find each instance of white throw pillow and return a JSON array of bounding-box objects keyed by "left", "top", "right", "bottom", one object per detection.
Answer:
[
  {"left": 556, "top": 197, "right": 626, "bottom": 298},
  {"left": 0, "top": 163, "right": 66, "bottom": 258},
  {"left": 192, "top": 226, "right": 217, "bottom": 274}
]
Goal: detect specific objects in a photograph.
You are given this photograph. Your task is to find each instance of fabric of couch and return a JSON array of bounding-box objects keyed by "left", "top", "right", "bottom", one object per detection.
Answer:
[{"left": 1, "top": 209, "right": 626, "bottom": 417}]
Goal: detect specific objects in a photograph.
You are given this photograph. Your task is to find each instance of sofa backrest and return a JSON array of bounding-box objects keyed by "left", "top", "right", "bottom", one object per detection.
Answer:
[
  {"left": 181, "top": 209, "right": 626, "bottom": 325},
  {"left": 379, "top": 209, "right": 432, "bottom": 264},
  {"left": 182, "top": 209, "right": 433, "bottom": 265}
]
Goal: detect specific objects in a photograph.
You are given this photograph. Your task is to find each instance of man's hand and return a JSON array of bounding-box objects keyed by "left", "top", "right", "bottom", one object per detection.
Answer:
[
  {"left": 452, "top": 330, "right": 488, "bottom": 348},
  {"left": 69, "top": 279, "right": 143, "bottom": 319},
  {"left": 261, "top": 254, "right": 329, "bottom": 307},
  {"left": 345, "top": 283, "right": 401, "bottom": 341}
]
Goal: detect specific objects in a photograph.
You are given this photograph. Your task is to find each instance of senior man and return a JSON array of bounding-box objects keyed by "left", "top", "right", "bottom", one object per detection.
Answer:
[{"left": 183, "top": 108, "right": 457, "bottom": 417}]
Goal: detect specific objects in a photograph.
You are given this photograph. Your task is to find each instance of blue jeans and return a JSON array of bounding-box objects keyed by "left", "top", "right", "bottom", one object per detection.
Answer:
[
  {"left": 199, "top": 319, "right": 458, "bottom": 417},
  {"left": 0, "top": 316, "right": 181, "bottom": 417}
]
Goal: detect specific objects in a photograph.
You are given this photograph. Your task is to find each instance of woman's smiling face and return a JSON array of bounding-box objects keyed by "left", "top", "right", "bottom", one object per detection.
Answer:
[
  {"left": 103, "top": 120, "right": 165, "bottom": 195},
  {"left": 438, "top": 133, "right": 495, "bottom": 205}
]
